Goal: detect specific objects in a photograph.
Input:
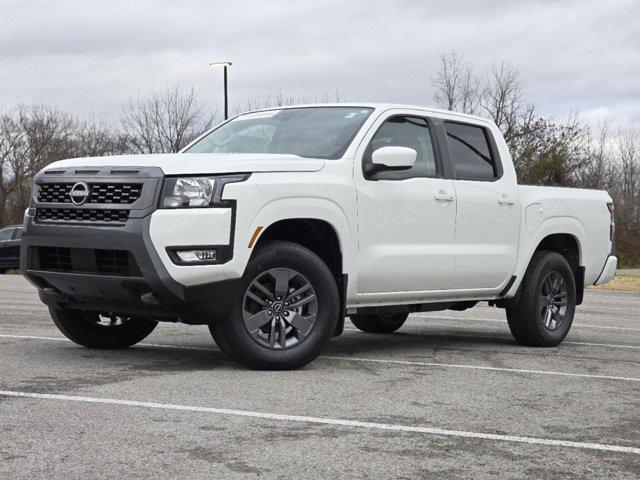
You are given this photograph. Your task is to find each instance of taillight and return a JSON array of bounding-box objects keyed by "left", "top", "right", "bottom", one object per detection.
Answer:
[{"left": 607, "top": 202, "right": 615, "bottom": 240}]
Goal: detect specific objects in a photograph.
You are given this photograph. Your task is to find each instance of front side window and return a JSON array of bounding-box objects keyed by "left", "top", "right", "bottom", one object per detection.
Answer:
[
  {"left": 445, "top": 122, "right": 498, "bottom": 181},
  {"left": 185, "top": 107, "right": 373, "bottom": 160},
  {"left": 365, "top": 116, "right": 437, "bottom": 180},
  {"left": 13, "top": 228, "right": 23, "bottom": 240},
  {"left": 0, "top": 228, "right": 14, "bottom": 241}
]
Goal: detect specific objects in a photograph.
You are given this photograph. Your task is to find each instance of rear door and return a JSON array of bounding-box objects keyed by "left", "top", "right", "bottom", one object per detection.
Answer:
[
  {"left": 442, "top": 121, "right": 520, "bottom": 290},
  {"left": 355, "top": 112, "right": 457, "bottom": 294}
]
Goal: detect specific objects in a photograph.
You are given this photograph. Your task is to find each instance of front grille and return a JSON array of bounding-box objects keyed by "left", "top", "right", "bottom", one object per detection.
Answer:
[
  {"left": 95, "top": 249, "right": 131, "bottom": 276},
  {"left": 39, "top": 247, "right": 72, "bottom": 272},
  {"left": 37, "top": 247, "right": 141, "bottom": 276},
  {"left": 37, "top": 183, "right": 142, "bottom": 204},
  {"left": 36, "top": 208, "right": 129, "bottom": 224}
]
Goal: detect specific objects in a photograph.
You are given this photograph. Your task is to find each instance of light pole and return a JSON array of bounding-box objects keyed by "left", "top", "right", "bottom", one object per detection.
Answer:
[{"left": 209, "top": 61, "right": 232, "bottom": 120}]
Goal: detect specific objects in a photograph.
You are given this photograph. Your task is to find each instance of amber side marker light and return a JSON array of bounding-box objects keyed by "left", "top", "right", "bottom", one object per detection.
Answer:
[{"left": 248, "top": 226, "right": 264, "bottom": 248}]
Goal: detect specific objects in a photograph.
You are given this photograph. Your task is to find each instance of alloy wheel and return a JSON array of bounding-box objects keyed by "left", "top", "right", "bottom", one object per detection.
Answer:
[
  {"left": 538, "top": 270, "right": 569, "bottom": 331},
  {"left": 242, "top": 268, "right": 318, "bottom": 349}
]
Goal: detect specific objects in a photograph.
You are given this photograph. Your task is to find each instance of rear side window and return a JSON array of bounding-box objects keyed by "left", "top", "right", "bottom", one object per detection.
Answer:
[
  {"left": 445, "top": 122, "right": 498, "bottom": 181},
  {"left": 366, "top": 116, "right": 438, "bottom": 180},
  {"left": 13, "top": 228, "right": 23, "bottom": 240}
]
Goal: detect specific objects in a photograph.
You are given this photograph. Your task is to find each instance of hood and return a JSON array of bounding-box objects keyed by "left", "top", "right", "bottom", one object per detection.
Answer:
[{"left": 42, "top": 153, "right": 325, "bottom": 175}]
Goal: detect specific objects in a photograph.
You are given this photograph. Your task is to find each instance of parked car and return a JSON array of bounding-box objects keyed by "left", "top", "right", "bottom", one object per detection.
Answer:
[
  {"left": 0, "top": 225, "right": 22, "bottom": 273},
  {"left": 20, "top": 104, "right": 617, "bottom": 369}
]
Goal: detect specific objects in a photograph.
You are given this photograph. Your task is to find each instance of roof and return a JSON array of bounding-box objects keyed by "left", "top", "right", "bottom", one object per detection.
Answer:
[{"left": 238, "top": 102, "right": 492, "bottom": 124}]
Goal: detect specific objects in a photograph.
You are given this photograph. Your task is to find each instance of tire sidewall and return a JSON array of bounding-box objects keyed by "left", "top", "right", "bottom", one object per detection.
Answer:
[
  {"left": 50, "top": 308, "right": 158, "bottom": 349},
  {"left": 527, "top": 253, "right": 576, "bottom": 344},
  {"left": 222, "top": 243, "right": 339, "bottom": 369}
]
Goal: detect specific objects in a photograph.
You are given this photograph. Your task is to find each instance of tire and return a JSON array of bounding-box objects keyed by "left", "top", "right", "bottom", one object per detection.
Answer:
[
  {"left": 50, "top": 308, "right": 158, "bottom": 349},
  {"left": 209, "top": 241, "right": 339, "bottom": 370},
  {"left": 350, "top": 312, "right": 408, "bottom": 333},
  {"left": 506, "top": 250, "right": 576, "bottom": 347}
]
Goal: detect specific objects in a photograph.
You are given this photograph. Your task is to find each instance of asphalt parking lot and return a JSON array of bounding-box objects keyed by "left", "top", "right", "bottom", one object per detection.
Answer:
[{"left": 0, "top": 275, "right": 638, "bottom": 479}]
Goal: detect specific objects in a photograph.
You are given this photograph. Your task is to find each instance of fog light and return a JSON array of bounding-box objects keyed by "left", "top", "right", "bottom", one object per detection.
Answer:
[{"left": 176, "top": 249, "right": 218, "bottom": 263}]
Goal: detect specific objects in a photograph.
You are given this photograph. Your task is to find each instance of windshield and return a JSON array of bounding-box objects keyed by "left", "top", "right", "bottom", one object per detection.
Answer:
[{"left": 184, "top": 107, "right": 373, "bottom": 159}]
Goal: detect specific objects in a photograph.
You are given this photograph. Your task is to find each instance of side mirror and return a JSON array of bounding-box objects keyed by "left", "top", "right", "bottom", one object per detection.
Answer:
[{"left": 371, "top": 146, "right": 417, "bottom": 170}]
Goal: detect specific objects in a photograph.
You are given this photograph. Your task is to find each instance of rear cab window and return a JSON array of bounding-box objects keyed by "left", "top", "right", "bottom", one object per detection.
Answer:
[{"left": 444, "top": 121, "right": 500, "bottom": 181}]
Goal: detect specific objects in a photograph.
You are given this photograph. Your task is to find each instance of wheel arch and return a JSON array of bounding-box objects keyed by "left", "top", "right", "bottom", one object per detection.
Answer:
[
  {"left": 244, "top": 205, "right": 353, "bottom": 337},
  {"left": 508, "top": 217, "right": 586, "bottom": 301},
  {"left": 252, "top": 218, "right": 343, "bottom": 279}
]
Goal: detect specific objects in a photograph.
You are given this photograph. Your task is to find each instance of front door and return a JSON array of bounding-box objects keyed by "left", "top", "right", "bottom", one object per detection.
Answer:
[{"left": 355, "top": 113, "right": 457, "bottom": 294}]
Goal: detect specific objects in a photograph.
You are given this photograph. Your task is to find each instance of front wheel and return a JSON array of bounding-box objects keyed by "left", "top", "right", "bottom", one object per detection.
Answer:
[
  {"left": 209, "top": 241, "right": 339, "bottom": 370},
  {"left": 506, "top": 251, "right": 576, "bottom": 347},
  {"left": 50, "top": 308, "right": 158, "bottom": 349}
]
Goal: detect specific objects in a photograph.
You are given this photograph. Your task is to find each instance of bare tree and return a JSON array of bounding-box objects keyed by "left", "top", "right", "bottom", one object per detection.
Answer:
[
  {"left": 479, "top": 62, "right": 535, "bottom": 144},
  {"left": 577, "top": 120, "right": 613, "bottom": 190},
  {"left": 0, "top": 106, "right": 123, "bottom": 227},
  {"left": 509, "top": 115, "right": 589, "bottom": 186},
  {"left": 433, "top": 51, "right": 481, "bottom": 114},
  {"left": 121, "top": 85, "right": 215, "bottom": 153},
  {"left": 0, "top": 105, "right": 78, "bottom": 225},
  {"left": 237, "top": 90, "right": 362, "bottom": 115}
]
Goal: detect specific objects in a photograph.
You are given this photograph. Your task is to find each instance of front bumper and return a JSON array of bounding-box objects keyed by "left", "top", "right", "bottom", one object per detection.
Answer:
[
  {"left": 21, "top": 164, "right": 243, "bottom": 323},
  {"left": 21, "top": 215, "right": 242, "bottom": 323}
]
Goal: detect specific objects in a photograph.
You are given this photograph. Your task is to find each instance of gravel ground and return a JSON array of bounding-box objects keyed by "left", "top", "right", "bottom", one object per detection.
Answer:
[{"left": 0, "top": 275, "right": 638, "bottom": 479}]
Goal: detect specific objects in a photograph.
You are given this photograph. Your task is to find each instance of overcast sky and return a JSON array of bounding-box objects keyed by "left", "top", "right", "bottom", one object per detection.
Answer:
[{"left": 1, "top": 0, "right": 639, "bottom": 129}]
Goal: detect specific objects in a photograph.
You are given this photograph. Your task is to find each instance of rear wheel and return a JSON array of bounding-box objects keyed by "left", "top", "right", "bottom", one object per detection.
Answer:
[
  {"left": 209, "top": 241, "right": 339, "bottom": 370},
  {"left": 349, "top": 312, "right": 408, "bottom": 333},
  {"left": 50, "top": 308, "right": 158, "bottom": 349},
  {"left": 506, "top": 251, "right": 576, "bottom": 347}
]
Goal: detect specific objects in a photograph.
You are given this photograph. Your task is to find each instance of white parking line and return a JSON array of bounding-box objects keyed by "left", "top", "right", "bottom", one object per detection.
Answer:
[
  {"left": 0, "top": 334, "right": 213, "bottom": 352},
  {"left": 0, "top": 390, "right": 638, "bottom": 455},
  {"left": 322, "top": 356, "right": 640, "bottom": 382},
  {"left": 343, "top": 328, "right": 640, "bottom": 350},
  {"left": 1, "top": 333, "right": 638, "bottom": 382},
  {"left": 415, "top": 315, "right": 640, "bottom": 331},
  {"left": 479, "top": 303, "right": 640, "bottom": 313},
  {"left": 0, "top": 334, "right": 68, "bottom": 342},
  {"left": 565, "top": 341, "right": 640, "bottom": 350}
]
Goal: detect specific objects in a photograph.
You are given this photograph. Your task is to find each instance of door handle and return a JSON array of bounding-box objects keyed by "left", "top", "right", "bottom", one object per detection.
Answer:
[
  {"left": 434, "top": 190, "right": 455, "bottom": 202},
  {"left": 498, "top": 195, "right": 516, "bottom": 206}
]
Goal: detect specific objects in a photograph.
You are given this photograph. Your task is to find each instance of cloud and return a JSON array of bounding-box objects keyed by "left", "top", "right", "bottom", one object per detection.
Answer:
[{"left": 0, "top": 0, "right": 638, "bottom": 129}]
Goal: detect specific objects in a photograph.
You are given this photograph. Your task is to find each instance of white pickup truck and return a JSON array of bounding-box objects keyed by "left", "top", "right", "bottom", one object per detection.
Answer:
[{"left": 21, "top": 104, "right": 617, "bottom": 369}]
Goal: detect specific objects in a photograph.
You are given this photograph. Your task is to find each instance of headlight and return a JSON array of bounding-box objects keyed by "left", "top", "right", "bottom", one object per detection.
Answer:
[{"left": 160, "top": 174, "right": 249, "bottom": 208}]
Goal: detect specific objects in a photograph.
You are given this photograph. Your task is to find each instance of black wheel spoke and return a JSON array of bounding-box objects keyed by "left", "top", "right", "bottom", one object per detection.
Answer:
[
  {"left": 245, "top": 309, "right": 271, "bottom": 332},
  {"left": 246, "top": 290, "right": 269, "bottom": 308},
  {"left": 286, "top": 283, "right": 311, "bottom": 300},
  {"left": 287, "top": 312, "right": 316, "bottom": 336},
  {"left": 252, "top": 281, "right": 274, "bottom": 301},
  {"left": 268, "top": 318, "right": 277, "bottom": 347},
  {"left": 273, "top": 269, "right": 291, "bottom": 299},
  {"left": 288, "top": 294, "right": 316, "bottom": 309},
  {"left": 279, "top": 319, "right": 287, "bottom": 348}
]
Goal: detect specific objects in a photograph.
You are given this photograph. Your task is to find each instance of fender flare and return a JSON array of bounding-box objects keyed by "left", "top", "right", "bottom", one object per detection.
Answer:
[{"left": 505, "top": 216, "right": 585, "bottom": 297}]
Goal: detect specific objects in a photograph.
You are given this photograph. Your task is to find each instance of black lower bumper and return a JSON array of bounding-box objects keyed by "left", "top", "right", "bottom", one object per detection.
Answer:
[
  {"left": 21, "top": 216, "right": 240, "bottom": 324},
  {"left": 0, "top": 258, "right": 20, "bottom": 270}
]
